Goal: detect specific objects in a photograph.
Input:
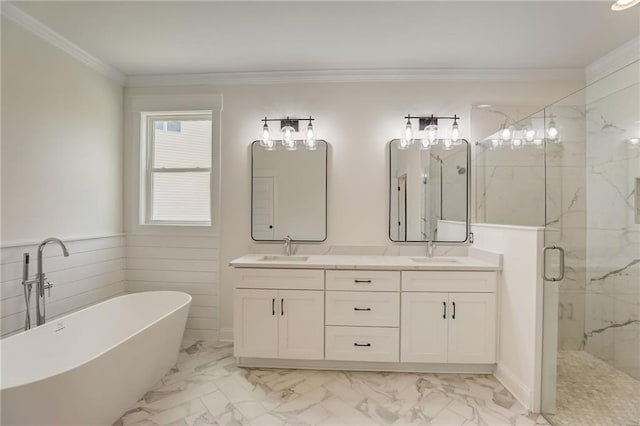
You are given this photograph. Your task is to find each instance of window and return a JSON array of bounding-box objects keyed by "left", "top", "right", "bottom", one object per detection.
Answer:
[{"left": 143, "top": 112, "right": 212, "bottom": 224}]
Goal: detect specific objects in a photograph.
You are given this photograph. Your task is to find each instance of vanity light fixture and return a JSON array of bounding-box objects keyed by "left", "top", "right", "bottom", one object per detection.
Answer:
[
  {"left": 399, "top": 114, "right": 461, "bottom": 149},
  {"left": 425, "top": 116, "right": 439, "bottom": 145},
  {"left": 404, "top": 118, "right": 413, "bottom": 140},
  {"left": 258, "top": 116, "right": 317, "bottom": 151},
  {"left": 304, "top": 117, "right": 317, "bottom": 150},
  {"left": 611, "top": 0, "right": 640, "bottom": 10},
  {"left": 451, "top": 115, "right": 461, "bottom": 144},
  {"left": 629, "top": 138, "right": 640, "bottom": 146}
]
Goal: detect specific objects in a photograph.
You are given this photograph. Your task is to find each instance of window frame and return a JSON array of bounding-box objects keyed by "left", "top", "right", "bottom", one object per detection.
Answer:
[{"left": 142, "top": 111, "right": 213, "bottom": 226}]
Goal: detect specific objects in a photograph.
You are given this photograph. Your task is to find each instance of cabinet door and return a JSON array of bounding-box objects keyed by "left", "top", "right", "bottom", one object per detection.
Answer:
[
  {"left": 234, "top": 289, "right": 278, "bottom": 358},
  {"left": 400, "top": 292, "right": 448, "bottom": 363},
  {"left": 278, "top": 290, "right": 324, "bottom": 360},
  {"left": 448, "top": 293, "right": 497, "bottom": 363}
]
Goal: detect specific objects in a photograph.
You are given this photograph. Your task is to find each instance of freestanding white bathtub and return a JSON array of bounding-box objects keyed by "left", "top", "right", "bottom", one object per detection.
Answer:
[{"left": 1, "top": 291, "right": 191, "bottom": 426}]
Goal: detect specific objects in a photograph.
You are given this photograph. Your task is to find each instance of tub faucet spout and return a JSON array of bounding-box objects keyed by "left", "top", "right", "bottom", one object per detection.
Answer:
[{"left": 35, "top": 237, "right": 69, "bottom": 326}]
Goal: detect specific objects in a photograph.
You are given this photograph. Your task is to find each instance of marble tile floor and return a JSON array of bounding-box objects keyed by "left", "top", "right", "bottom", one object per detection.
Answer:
[
  {"left": 115, "top": 340, "right": 549, "bottom": 426},
  {"left": 544, "top": 350, "right": 640, "bottom": 426}
]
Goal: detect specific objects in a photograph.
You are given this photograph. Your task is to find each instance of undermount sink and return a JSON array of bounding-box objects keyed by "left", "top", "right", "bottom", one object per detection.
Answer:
[
  {"left": 411, "top": 257, "right": 459, "bottom": 264},
  {"left": 259, "top": 255, "right": 309, "bottom": 262}
]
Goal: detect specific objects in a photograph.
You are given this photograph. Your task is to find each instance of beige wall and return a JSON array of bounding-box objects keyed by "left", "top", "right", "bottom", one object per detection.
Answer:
[
  {"left": 1, "top": 17, "right": 125, "bottom": 337},
  {"left": 1, "top": 17, "right": 124, "bottom": 243}
]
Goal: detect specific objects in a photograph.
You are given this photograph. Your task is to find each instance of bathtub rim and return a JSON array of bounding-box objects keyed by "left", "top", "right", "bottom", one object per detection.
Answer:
[{"left": 0, "top": 290, "right": 192, "bottom": 391}]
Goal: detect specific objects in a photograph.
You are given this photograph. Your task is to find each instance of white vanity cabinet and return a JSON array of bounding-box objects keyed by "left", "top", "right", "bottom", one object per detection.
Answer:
[
  {"left": 401, "top": 271, "right": 497, "bottom": 364},
  {"left": 231, "top": 256, "right": 501, "bottom": 372},
  {"left": 233, "top": 269, "right": 325, "bottom": 360}
]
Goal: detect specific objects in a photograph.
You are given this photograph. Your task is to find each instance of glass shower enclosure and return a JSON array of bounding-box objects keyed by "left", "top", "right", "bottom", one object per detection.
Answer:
[{"left": 476, "top": 61, "right": 640, "bottom": 425}]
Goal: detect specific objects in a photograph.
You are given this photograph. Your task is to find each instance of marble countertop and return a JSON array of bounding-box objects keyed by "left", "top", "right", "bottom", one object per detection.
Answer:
[{"left": 229, "top": 253, "right": 501, "bottom": 271}]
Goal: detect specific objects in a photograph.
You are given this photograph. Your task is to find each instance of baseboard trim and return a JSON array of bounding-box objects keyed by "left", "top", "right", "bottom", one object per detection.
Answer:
[
  {"left": 238, "top": 357, "right": 496, "bottom": 374},
  {"left": 494, "top": 363, "right": 532, "bottom": 411},
  {"left": 218, "top": 327, "right": 233, "bottom": 342}
]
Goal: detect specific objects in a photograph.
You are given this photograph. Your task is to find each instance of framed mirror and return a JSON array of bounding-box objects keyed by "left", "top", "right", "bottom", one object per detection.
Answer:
[
  {"left": 251, "top": 140, "right": 327, "bottom": 241},
  {"left": 389, "top": 139, "right": 470, "bottom": 242}
]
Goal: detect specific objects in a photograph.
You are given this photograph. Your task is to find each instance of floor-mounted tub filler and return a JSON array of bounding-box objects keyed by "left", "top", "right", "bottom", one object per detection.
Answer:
[{"left": 0, "top": 291, "right": 191, "bottom": 426}]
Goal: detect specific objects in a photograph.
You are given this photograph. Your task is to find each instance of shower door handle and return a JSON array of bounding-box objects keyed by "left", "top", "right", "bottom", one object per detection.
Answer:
[{"left": 543, "top": 246, "right": 565, "bottom": 282}]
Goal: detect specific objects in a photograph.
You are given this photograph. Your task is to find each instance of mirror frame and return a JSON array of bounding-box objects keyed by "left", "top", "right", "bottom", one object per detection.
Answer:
[
  {"left": 387, "top": 139, "right": 471, "bottom": 243},
  {"left": 250, "top": 139, "right": 328, "bottom": 242}
]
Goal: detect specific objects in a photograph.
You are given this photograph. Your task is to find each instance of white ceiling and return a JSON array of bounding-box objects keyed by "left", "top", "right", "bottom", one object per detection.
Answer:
[{"left": 10, "top": 1, "right": 640, "bottom": 76}]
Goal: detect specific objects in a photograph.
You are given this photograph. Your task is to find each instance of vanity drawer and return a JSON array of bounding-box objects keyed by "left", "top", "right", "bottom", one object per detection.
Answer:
[
  {"left": 326, "top": 291, "right": 399, "bottom": 327},
  {"left": 326, "top": 270, "right": 400, "bottom": 292},
  {"left": 325, "top": 326, "right": 399, "bottom": 362},
  {"left": 233, "top": 268, "right": 324, "bottom": 290},
  {"left": 402, "top": 271, "right": 497, "bottom": 293}
]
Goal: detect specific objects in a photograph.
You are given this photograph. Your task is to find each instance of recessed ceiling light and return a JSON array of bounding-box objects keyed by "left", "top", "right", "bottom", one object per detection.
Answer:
[
  {"left": 611, "top": 0, "right": 640, "bottom": 11},
  {"left": 476, "top": 104, "right": 492, "bottom": 108}
]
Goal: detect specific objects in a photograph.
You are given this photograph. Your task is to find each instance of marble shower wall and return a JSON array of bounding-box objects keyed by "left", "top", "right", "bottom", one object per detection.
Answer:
[{"left": 584, "top": 63, "right": 640, "bottom": 379}]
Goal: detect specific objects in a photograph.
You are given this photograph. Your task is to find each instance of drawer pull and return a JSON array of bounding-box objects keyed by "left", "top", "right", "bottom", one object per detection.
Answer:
[
  {"left": 443, "top": 301, "right": 446, "bottom": 319},
  {"left": 452, "top": 301, "right": 456, "bottom": 320},
  {"left": 354, "top": 279, "right": 372, "bottom": 283},
  {"left": 353, "top": 343, "right": 371, "bottom": 347},
  {"left": 272, "top": 298, "right": 275, "bottom": 316},
  {"left": 354, "top": 307, "right": 372, "bottom": 311}
]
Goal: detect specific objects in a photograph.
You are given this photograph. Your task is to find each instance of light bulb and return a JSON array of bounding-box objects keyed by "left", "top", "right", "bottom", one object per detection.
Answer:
[
  {"left": 304, "top": 121, "right": 316, "bottom": 150},
  {"left": 419, "top": 139, "right": 431, "bottom": 150},
  {"left": 397, "top": 138, "right": 411, "bottom": 150},
  {"left": 427, "top": 124, "right": 438, "bottom": 144},
  {"left": 511, "top": 139, "right": 523, "bottom": 150},
  {"left": 264, "top": 139, "right": 276, "bottom": 151},
  {"left": 260, "top": 122, "right": 270, "bottom": 147},
  {"left": 501, "top": 126, "right": 512, "bottom": 142},
  {"left": 443, "top": 139, "right": 453, "bottom": 150},
  {"left": 629, "top": 138, "right": 640, "bottom": 145},
  {"left": 547, "top": 119, "right": 559, "bottom": 141},
  {"left": 490, "top": 139, "right": 501, "bottom": 150},
  {"left": 282, "top": 125, "right": 294, "bottom": 142},
  {"left": 524, "top": 127, "right": 536, "bottom": 142},
  {"left": 451, "top": 118, "right": 460, "bottom": 143},
  {"left": 533, "top": 138, "right": 544, "bottom": 148},
  {"left": 404, "top": 119, "right": 413, "bottom": 140}
]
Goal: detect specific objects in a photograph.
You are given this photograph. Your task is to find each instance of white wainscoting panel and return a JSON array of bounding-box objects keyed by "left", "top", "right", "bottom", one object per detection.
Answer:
[
  {"left": 1, "top": 235, "right": 126, "bottom": 337},
  {"left": 125, "top": 234, "right": 219, "bottom": 341}
]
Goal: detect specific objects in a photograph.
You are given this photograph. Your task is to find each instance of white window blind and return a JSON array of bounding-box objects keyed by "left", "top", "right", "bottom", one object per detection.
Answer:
[{"left": 144, "top": 113, "right": 212, "bottom": 224}]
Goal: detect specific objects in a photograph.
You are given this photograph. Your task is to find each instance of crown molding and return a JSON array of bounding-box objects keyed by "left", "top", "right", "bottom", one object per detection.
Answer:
[
  {"left": 586, "top": 35, "right": 640, "bottom": 83},
  {"left": 1, "top": 2, "right": 126, "bottom": 84},
  {"left": 125, "top": 67, "right": 585, "bottom": 87}
]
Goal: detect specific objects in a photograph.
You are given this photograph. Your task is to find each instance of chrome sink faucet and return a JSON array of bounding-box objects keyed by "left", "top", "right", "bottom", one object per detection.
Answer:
[{"left": 283, "top": 235, "right": 293, "bottom": 256}]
